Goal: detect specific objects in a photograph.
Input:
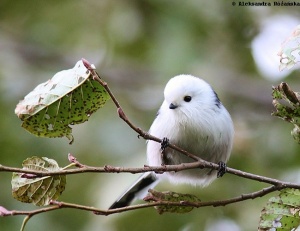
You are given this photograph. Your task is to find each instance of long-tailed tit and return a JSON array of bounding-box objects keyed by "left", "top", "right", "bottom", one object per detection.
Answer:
[{"left": 109, "top": 74, "right": 234, "bottom": 209}]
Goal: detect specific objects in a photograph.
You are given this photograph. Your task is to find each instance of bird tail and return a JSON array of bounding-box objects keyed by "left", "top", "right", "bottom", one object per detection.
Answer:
[{"left": 109, "top": 172, "right": 158, "bottom": 209}]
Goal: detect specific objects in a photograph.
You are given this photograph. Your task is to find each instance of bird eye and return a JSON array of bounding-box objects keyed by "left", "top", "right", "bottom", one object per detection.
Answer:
[{"left": 183, "top": 96, "right": 192, "bottom": 102}]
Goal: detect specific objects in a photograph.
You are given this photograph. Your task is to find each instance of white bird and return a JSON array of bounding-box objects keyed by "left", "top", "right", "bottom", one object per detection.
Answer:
[{"left": 109, "top": 74, "right": 234, "bottom": 209}]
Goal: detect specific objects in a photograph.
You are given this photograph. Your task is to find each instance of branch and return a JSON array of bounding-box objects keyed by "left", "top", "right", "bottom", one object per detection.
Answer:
[
  {"left": 83, "top": 59, "right": 201, "bottom": 162},
  {"left": 81, "top": 59, "right": 300, "bottom": 189},
  {"left": 1, "top": 157, "right": 300, "bottom": 189},
  {"left": 0, "top": 184, "right": 284, "bottom": 220}
]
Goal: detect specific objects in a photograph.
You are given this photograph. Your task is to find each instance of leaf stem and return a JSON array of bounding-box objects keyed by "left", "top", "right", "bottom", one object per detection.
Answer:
[
  {"left": 20, "top": 215, "right": 30, "bottom": 231},
  {"left": 62, "top": 163, "right": 76, "bottom": 170}
]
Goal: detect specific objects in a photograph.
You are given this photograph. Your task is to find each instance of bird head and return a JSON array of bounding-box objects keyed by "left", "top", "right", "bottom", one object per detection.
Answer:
[{"left": 163, "top": 75, "right": 221, "bottom": 117}]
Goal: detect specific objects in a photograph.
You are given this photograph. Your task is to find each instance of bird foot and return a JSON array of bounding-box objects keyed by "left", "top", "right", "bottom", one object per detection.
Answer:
[
  {"left": 217, "top": 161, "right": 227, "bottom": 178},
  {"left": 160, "top": 137, "right": 169, "bottom": 152}
]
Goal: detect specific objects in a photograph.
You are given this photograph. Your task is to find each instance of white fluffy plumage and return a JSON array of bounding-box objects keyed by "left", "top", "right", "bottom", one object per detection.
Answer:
[
  {"left": 147, "top": 74, "right": 234, "bottom": 186},
  {"left": 109, "top": 74, "right": 234, "bottom": 209}
]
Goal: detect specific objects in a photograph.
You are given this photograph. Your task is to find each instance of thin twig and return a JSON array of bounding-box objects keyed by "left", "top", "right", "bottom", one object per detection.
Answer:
[
  {"left": 82, "top": 59, "right": 299, "bottom": 188},
  {"left": 0, "top": 184, "right": 284, "bottom": 219},
  {"left": 1, "top": 158, "right": 300, "bottom": 189},
  {"left": 83, "top": 59, "right": 201, "bottom": 162}
]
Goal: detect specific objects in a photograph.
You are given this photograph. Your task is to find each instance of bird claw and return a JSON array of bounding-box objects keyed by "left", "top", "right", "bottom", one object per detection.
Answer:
[
  {"left": 217, "top": 161, "right": 227, "bottom": 178},
  {"left": 160, "top": 137, "right": 169, "bottom": 152}
]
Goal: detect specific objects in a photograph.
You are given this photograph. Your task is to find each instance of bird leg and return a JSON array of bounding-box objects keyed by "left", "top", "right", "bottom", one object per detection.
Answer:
[
  {"left": 160, "top": 137, "right": 169, "bottom": 151},
  {"left": 160, "top": 137, "right": 169, "bottom": 164}
]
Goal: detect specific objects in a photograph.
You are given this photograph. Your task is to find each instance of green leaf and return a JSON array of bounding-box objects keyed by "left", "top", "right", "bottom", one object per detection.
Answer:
[
  {"left": 11, "top": 156, "right": 66, "bottom": 206},
  {"left": 258, "top": 188, "right": 300, "bottom": 231},
  {"left": 145, "top": 189, "right": 201, "bottom": 214},
  {"left": 272, "top": 83, "right": 300, "bottom": 143},
  {"left": 15, "top": 60, "right": 110, "bottom": 143}
]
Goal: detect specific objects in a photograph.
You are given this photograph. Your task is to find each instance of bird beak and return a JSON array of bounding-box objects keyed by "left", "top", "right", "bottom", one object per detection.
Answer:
[{"left": 169, "top": 103, "right": 178, "bottom": 109}]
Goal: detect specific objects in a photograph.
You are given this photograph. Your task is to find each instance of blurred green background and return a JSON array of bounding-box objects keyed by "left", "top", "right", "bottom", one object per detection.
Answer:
[{"left": 1, "top": 1, "right": 300, "bottom": 230}]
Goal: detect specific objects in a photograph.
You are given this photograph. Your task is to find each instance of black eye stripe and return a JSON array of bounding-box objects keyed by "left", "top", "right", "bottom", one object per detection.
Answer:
[{"left": 184, "top": 96, "right": 192, "bottom": 102}]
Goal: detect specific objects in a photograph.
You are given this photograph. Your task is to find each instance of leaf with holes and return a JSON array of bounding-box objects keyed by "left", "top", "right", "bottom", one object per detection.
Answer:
[
  {"left": 144, "top": 189, "right": 201, "bottom": 214},
  {"left": 258, "top": 188, "right": 300, "bottom": 230},
  {"left": 15, "top": 60, "right": 110, "bottom": 143},
  {"left": 11, "top": 156, "right": 66, "bottom": 206}
]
